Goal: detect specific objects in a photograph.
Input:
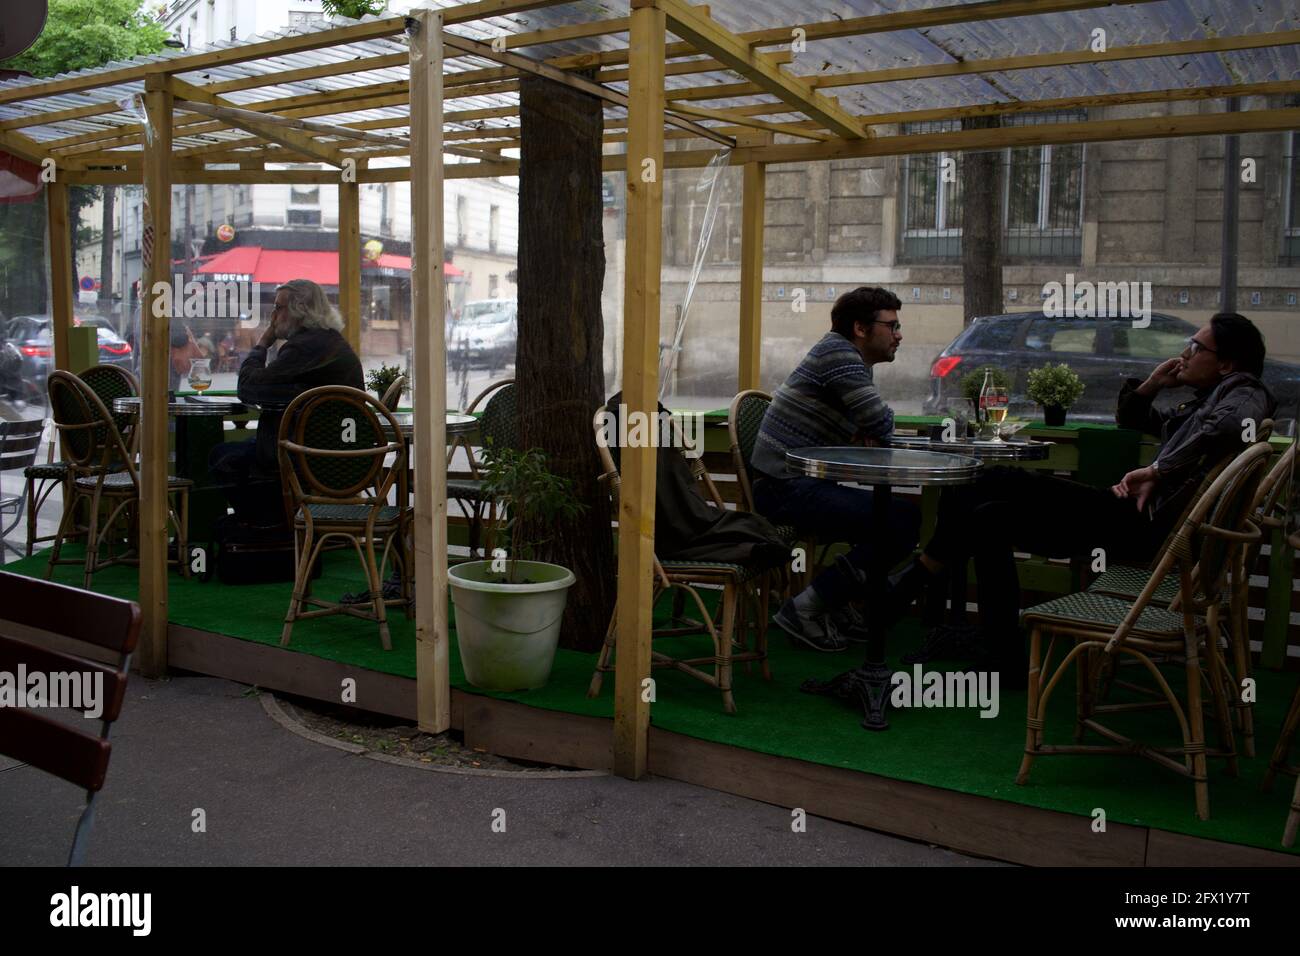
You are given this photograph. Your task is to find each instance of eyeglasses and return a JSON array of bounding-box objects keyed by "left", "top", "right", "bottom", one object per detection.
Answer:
[
  {"left": 1183, "top": 336, "right": 1218, "bottom": 357},
  {"left": 872, "top": 320, "right": 902, "bottom": 334}
]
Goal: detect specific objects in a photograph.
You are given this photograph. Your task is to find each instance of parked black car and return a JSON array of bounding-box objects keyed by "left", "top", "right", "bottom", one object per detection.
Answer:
[
  {"left": 3, "top": 315, "right": 135, "bottom": 404},
  {"left": 922, "top": 311, "right": 1300, "bottom": 423}
]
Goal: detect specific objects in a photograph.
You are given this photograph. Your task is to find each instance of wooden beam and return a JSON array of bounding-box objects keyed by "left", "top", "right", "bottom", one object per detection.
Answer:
[
  {"left": 340, "top": 178, "right": 361, "bottom": 355},
  {"left": 139, "top": 74, "right": 174, "bottom": 678},
  {"left": 0, "top": 129, "right": 55, "bottom": 166},
  {"left": 657, "top": 0, "right": 868, "bottom": 139},
  {"left": 0, "top": 17, "right": 411, "bottom": 106},
  {"left": 171, "top": 84, "right": 347, "bottom": 166},
  {"left": 666, "top": 28, "right": 1300, "bottom": 103},
  {"left": 737, "top": 159, "right": 765, "bottom": 390},
  {"left": 665, "top": 102, "right": 830, "bottom": 141},
  {"left": 614, "top": 0, "right": 666, "bottom": 782},
  {"left": 46, "top": 181, "right": 74, "bottom": 373},
  {"left": 408, "top": 9, "right": 451, "bottom": 736},
  {"left": 439, "top": 29, "right": 736, "bottom": 148},
  {"left": 735, "top": 105, "right": 1300, "bottom": 165}
]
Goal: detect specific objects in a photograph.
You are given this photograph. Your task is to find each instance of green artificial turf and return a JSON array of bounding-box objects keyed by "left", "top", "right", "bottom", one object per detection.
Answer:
[{"left": 9, "top": 546, "right": 1298, "bottom": 855}]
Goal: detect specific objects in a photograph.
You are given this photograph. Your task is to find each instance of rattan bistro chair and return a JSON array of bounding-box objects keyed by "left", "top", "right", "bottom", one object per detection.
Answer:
[
  {"left": 727, "top": 389, "right": 813, "bottom": 595},
  {"left": 24, "top": 365, "right": 141, "bottom": 557},
  {"left": 44, "top": 371, "right": 192, "bottom": 588},
  {"left": 1016, "top": 439, "right": 1273, "bottom": 820},
  {"left": 379, "top": 374, "right": 407, "bottom": 412},
  {"left": 587, "top": 409, "right": 782, "bottom": 714},
  {"left": 446, "top": 379, "right": 516, "bottom": 558},
  {"left": 1265, "top": 531, "right": 1300, "bottom": 847},
  {"left": 277, "top": 385, "right": 411, "bottom": 651},
  {"left": 0, "top": 419, "right": 46, "bottom": 559}
]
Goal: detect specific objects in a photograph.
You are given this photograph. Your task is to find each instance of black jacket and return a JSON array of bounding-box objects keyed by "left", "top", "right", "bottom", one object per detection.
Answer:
[
  {"left": 604, "top": 393, "right": 789, "bottom": 567},
  {"left": 238, "top": 327, "right": 364, "bottom": 477},
  {"left": 1115, "top": 371, "right": 1276, "bottom": 528}
]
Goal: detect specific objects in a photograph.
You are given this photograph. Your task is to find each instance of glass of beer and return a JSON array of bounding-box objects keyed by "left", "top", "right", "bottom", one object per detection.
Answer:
[{"left": 983, "top": 386, "right": 1009, "bottom": 441}]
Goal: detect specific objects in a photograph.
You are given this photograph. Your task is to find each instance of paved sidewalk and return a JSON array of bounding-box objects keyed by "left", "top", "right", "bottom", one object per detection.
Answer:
[{"left": 0, "top": 675, "right": 1001, "bottom": 867}]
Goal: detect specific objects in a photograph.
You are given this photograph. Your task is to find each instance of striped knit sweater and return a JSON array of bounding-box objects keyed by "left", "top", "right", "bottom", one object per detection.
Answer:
[{"left": 751, "top": 331, "right": 895, "bottom": 480}]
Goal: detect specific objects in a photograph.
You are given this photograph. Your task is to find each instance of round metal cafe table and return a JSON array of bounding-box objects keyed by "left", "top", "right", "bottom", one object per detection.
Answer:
[
  {"left": 886, "top": 434, "right": 1052, "bottom": 462},
  {"left": 382, "top": 412, "right": 478, "bottom": 440},
  {"left": 113, "top": 395, "right": 240, "bottom": 417},
  {"left": 785, "top": 445, "right": 982, "bottom": 731}
]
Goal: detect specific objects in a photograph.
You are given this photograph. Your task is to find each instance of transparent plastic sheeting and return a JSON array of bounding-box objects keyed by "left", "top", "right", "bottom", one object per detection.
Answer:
[{"left": 657, "top": 148, "right": 730, "bottom": 400}]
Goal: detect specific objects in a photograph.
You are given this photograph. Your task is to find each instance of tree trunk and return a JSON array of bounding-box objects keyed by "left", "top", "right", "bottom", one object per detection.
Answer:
[
  {"left": 100, "top": 185, "right": 115, "bottom": 321},
  {"left": 516, "top": 72, "right": 615, "bottom": 652},
  {"left": 961, "top": 116, "right": 1003, "bottom": 325}
]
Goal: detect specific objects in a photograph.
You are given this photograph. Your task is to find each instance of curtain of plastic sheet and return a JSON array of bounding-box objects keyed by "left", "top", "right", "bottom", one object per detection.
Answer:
[{"left": 657, "top": 148, "right": 730, "bottom": 399}]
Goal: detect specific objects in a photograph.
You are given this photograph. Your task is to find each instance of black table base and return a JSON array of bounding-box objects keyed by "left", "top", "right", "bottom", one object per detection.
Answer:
[{"left": 800, "top": 662, "right": 893, "bottom": 731}]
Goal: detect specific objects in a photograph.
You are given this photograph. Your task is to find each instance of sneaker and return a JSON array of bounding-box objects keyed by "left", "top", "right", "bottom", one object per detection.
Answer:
[
  {"left": 830, "top": 603, "right": 871, "bottom": 643},
  {"left": 774, "top": 599, "right": 847, "bottom": 653},
  {"left": 901, "top": 623, "right": 987, "bottom": 664}
]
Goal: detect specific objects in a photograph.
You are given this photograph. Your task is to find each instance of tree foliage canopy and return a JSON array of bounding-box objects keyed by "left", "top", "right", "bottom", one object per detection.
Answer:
[
  {"left": 320, "top": 0, "right": 388, "bottom": 19},
  {"left": 0, "top": 0, "right": 170, "bottom": 78}
]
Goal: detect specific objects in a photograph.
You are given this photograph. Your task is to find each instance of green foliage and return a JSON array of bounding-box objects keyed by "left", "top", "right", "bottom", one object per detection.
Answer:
[
  {"left": 0, "top": 0, "right": 170, "bottom": 78},
  {"left": 320, "top": 0, "right": 388, "bottom": 18},
  {"left": 480, "top": 444, "right": 586, "bottom": 584},
  {"left": 960, "top": 365, "right": 1013, "bottom": 404},
  {"left": 1026, "top": 363, "right": 1086, "bottom": 410},
  {"left": 365, "top": 362, "right": 405, "bottom": 398}
]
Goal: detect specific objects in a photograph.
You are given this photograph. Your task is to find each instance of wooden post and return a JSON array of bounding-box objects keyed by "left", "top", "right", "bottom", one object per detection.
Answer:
[
  {"left": 737, "top": 159, "right": 765, "bottom": 390},
  {"left": 408, "top": 9, "right": 450, "bottom": 733},
  {"left": 339, "top": 178, "right": 362, "bottom": 354},
  {"left": 139, "top": 75, "right": 174, "bottom": 676},
  {"left": 613, "top": 0, "right": 665, "bottom": 780},
  {"left": 47, "top": 180, "right": 74, "bottom": 373}
]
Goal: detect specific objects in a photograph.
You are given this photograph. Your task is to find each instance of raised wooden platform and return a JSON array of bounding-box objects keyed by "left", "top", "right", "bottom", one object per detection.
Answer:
[{"left": 165, "top": 623, "right": 1300, "bottom": 868}]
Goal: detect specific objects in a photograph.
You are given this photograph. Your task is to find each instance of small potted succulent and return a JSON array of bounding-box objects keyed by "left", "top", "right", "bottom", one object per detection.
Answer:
[
  {"left": 1026, "top": 363, "right": 1086, "bottom": 426},
  {"left": 365, "top": 362, "right": 407, "bottom": 403},
  {"left": 447, "top": 444, "right": 584, "bottom": 691}
]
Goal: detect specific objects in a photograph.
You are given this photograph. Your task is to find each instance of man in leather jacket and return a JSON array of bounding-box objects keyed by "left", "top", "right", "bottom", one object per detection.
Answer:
[{"left": 891, "top": 312, "right": 1276, "bottom": 680}]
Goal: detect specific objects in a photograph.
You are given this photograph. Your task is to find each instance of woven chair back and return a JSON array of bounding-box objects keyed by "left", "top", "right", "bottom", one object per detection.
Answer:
[
  {"left": 479, "top": 381, "right": 518, "bottom": 452},
  {"left": 728, "top": 389, "right": 770, "bottom": 510},
  {"left": 79, "top": 364, "right": 139, "bottom": 445},
  {"left": 278, "top": 385, "right": 405, "bottom": 502},
  {"left": 46, "top": 371, "right": 131, "bottom": 476},
  {"left": 380, "top": 375, "right": 406, "bottom": 412}
]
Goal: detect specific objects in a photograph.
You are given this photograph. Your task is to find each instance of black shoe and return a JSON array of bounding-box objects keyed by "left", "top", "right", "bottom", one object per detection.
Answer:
[
  {"left": 341, "top": 572, "right": 403, "bottom": 605},
  {"left": 830, "top": 603, "right": 871, "bottom": 643},
  {"left": 886, "top": 557, "right": 935, "bottom": 615},
  {"left": 774, "top": 599, "right": 847, "bottom": 653},
  {"left": 902, "top": 623, "right": 987, "bottom": 664}
]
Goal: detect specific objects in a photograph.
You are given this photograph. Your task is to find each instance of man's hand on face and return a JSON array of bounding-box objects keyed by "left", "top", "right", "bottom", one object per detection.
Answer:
[
  {"left": 257, "top": 324, "right": 278, "bottom": 349},
  {"left": 1139, "top": 357, "right": 1181, "bottom": 395},
  {"left": 1111, "top": 465, "right": 1158, "bottom": 512}
]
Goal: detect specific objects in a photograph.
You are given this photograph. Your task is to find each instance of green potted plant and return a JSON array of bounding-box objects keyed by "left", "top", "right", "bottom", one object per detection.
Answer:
[
  {"left": 1026, "top": 363, "right": 1085, "bottom": 426},
  {"left": 365, "top": 362, "right": 406, "bottom": 402},
  {"left": 447, "top": 444, "right": 584, "bottom": 691}
]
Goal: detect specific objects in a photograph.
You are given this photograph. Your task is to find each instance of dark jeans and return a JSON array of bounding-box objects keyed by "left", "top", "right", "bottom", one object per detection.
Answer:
[
  {"left": 924, "top": 467, "right": 1171, "bottom": 646},
  {"left": 208, "top": 438, "right": 287, "bottom": 528},
  {"left": 753, "top": 475, "right": 920, "bottom": 607}
]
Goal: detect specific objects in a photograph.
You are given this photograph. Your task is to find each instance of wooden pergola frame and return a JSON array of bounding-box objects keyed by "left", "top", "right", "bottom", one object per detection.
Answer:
[{"left": 7, "top": 0, "right": 1298, "bottom": 779}]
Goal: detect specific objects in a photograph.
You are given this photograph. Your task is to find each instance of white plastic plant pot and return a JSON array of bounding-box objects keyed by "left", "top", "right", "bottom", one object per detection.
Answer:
[{"left": 448, "top": 560, "right": 575, "bottom": 691}]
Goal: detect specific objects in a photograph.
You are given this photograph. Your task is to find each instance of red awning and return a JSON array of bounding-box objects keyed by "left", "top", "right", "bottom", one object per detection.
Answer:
[
  {"left": 195, "top": 246, "right": 464, "bottom": 283},
  {"left": 0, "top": 150, "right": 41, "bottom": 205}
]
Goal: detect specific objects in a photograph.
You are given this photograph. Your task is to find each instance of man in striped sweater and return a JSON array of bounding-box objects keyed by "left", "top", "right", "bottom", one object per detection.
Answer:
[{"left": 751, "top": 287, "right": 920, "bottom": 652}]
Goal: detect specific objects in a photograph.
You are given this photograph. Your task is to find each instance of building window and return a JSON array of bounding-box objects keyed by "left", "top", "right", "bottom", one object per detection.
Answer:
[
  {"left": 287, "top": 208, "right": 322, "bottom": 226},
  {"left": 899, "top": 112, "right": 1085, "bottom": 263},
  {"left": 489, "top": 204, "right": 499, "bottom": 252},
  {"left": 1285, "top": 130, "right": 1300, "bottom": 265},
  {"left": 290, "top": 185, "right": 320, "bottom": 205},
  {"left": 457, "top": 194, "right": 468, "bottom": 246},
  {"left": 488, "top": 274, "right": 500, "bottom": 298}
]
